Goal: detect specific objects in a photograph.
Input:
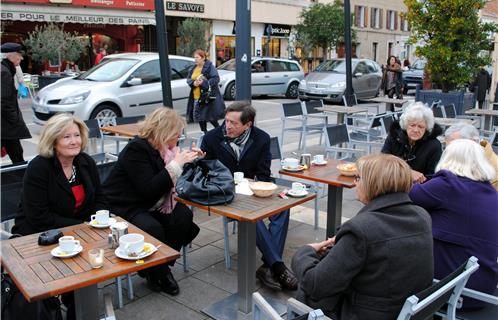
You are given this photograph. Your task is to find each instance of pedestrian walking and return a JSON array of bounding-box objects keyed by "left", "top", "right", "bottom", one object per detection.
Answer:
[
  {"left": 381, "top": 55, "right": 403, "bottom": 111},
  {"left": 1, "top": 42, "right": 31, "bottom": 164},
  {"left": 472, "top": 66, "right": 491, "bottom": 109}
]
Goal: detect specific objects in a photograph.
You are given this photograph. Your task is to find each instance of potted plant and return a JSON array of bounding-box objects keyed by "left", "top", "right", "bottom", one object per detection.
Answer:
[{"left": 404, "top": 0, "right": 496, "bottom": 113}]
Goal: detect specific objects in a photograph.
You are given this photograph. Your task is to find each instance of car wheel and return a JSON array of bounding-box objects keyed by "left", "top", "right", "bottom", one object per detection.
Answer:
[
  {"left": 285, "top": 82, "right": 299, "bottom": 99},
  {"left": 225, "top": 82, "right": 236, "bottom": 100},
  {"left": 90, "top": 104, "right": 120, "bottom": 127}
]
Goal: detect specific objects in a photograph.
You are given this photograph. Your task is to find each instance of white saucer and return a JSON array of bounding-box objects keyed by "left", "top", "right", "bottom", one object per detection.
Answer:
[
  {"left": 282, "top": 165, "right": 305, "bottom": 172},
  {"left": 89, "top": 217, "right": 117, "bottom": 228},
  {"left": 115, "top": 242, "right": 158, "bottom": 260},
  {"left": 312, "top": 160, "right": 328, "bottom": 166},
  {"left": 51, "top": 245, "right": 83, "bottom": 258},
  {"left": 287, "top": 190, "right": 308, "bottom": 198}
]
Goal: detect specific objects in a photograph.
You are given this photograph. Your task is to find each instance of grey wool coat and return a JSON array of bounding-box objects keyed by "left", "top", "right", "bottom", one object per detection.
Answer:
[{"left": 291, "top": 193, "right": 434, "bottom": 320}]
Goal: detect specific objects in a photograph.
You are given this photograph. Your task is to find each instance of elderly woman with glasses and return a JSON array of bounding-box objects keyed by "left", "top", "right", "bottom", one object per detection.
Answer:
[
  {"left": 410, "top": 139, "right": 498, "bottom": 309},
  {"left": 381, "top": 102, "right": 443, "bottom": 183},
  {"left": 291, "top": 154, "right": 433, "bottom": 319}
]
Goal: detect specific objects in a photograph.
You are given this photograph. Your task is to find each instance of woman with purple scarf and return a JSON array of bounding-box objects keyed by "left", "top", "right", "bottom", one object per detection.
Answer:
[{"left": 103, "top": 107, "right": 201, "bottom": 295}]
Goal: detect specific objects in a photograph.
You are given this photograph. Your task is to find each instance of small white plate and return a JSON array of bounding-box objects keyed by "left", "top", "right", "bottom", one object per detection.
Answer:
[
  {"left": 287, "top": 190, "right": 309, "bottom": 198},
  {"left": 51, "top": 245, "right": 83, "bottom": 258},
  {"left": 312, "top": 160, "right": 328, "bottom": 166},
  {"left": 115, "top": 242, "right": 158, "bottom": 261},
  {"left": 88, "top": 217, "right": 117, "bottom": 229},
  {"left": 282, "top": 165, "right": 305, "bottom": 172}
]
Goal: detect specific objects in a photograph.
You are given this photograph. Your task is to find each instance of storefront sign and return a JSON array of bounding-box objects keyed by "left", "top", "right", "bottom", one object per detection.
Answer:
[
  {"left": 264, "top": 23, "right": 291, "bottom": 37},
  {"left": 166, "top": 1, "right": 204, "bottom": 13},
  {"left": 2, "top": 0, "right": 154, "bottom": 11},
  {"left": 1, "top": 10, "right": 155, "bottom": 25}
]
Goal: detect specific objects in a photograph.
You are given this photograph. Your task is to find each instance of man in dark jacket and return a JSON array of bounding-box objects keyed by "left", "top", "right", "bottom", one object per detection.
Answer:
[
  {"left": 201, "top": 101, "right": 298, "bottom": 291},
  {"left": 1, "top": 42, "right": 31, "bottom": 164},
  {"left": 472, "top": 67, "right": 491, "bottom": 109}
]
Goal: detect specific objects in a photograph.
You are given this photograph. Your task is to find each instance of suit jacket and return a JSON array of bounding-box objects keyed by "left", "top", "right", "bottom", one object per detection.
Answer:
[
  {"left": 102, "top": 137, "right": 175, "bottom": 221},
  {"left": 200, "top": 125, "right": 272, "bottom": 181},
  {"left": 1, "top": 59, "right": 31, "bottom": 140},
  {"left": 13, "top": 153, "right": 107, "bottom": 236},
  {"left": 292, "top": 193, "right": 434, "bottom": 320}
]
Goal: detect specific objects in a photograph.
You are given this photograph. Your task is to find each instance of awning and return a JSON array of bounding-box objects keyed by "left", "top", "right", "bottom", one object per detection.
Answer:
[{"left": 1, "top": 3, "right": 156, "bottom": 25}]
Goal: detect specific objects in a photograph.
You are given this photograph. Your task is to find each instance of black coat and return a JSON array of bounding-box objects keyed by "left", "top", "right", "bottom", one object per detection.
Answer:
[
  {"left": 292, "top": 193, "right": 434, "bottom": 320},
  {"left": 200, "top": 125, "right": 272, "bottom": 182},
  {"left": 381, "top": 121, "right": 443, "bottom": 175},
  {"left": 186, "top": 60, "right": 225, "bottom": 122},
  {"left": 102, "top": 137, "right": 176, "bottom": 221},
  {"left": 1, "top": 59, "right": 31, "bottom": 140},
  {"left": 472, "top": 68, "right": 491, "bottom": 102},
  {"left": 12, "top": 153, "right": 107, "bottom": 236}
]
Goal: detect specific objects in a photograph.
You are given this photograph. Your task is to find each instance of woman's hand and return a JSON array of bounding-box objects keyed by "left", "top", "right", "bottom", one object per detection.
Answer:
[
  {"left": 174, "top": 149, "right": 198, "bottom": 166},
  {"left": 308, "top": 237, "right": 335, "bottom": 257},
  {"left": 191, "top": 142, "right": 206, "bottom": 158},
  {"left": 411, "top": 169, "right": 427, "bottom": 184},
  {"left": 193, "top": 79, "right": 202, "bottom": 87}
]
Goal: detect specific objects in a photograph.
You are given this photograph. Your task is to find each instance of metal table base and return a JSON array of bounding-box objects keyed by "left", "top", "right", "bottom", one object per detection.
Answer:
[
  {"left": 326, "top": 185, "right": 343, "bottom": 238},
  {"left": 75, "top": 284, "right": 99, "bottom": 320}
]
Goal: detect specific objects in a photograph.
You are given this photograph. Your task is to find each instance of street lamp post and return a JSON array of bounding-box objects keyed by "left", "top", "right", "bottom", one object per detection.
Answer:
[
  {"left": 344, "top": 0, "right": 354, "bottom": 106},
  {"left": 235, "top": 0, "right": 252, "bottom": 101},
  {"left": 154, "top": 0, "right": 173, "bottom": 107}
]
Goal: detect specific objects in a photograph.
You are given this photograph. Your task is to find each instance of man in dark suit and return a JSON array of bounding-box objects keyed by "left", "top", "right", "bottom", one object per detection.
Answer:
[
  {"left": 201, "top": 101, "right": 298, "bottom": 291},
  {"left": 1, "top": 42, "right": 31, "bottom": 163}
]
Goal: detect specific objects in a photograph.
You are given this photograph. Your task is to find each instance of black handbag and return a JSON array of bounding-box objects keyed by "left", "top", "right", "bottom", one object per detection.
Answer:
[
  {"left": 176, "top": 159, "right": 235, "bottom": 206},
  {"left": 199, "top": 82, "right": 216, "bottom": 105}
]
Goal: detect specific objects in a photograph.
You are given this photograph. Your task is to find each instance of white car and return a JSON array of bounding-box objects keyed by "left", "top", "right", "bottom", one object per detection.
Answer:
[
  {"left": 217, "top": 57, "right": 304, "bottom": 100},
  {"left": 32, "top": 52, "right": 195, "bottom": 126}
]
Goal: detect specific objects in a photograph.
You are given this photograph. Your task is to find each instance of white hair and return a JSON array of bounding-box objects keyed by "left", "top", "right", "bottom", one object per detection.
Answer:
[
  {"left": 444, "top": 123, "right": 480, "bottom": 142},
  {"left": 399, "top": 102, "right": 435, "bottom": 132},
  {"left": 436, "top": 139, "right": 496, "bottom": 182}
]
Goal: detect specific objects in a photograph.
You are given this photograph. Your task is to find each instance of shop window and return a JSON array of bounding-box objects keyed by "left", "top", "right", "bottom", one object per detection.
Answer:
[
  {"left": 215, "top": 36, "right": 255, "bottom": 66},
  {"left": 261, "top": 38, "right": 281, "bottom": 57}
]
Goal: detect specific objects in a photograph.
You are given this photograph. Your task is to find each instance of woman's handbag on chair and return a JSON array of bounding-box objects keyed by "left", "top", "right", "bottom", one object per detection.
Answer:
[{"left": 176, "top": 159, "right": 235, "bottom": 206}]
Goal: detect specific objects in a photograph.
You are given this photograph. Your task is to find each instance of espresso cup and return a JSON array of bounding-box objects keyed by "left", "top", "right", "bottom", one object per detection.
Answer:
[
  {"left": 59, "top": 236, "right": 80, "bottom": 253},
  {"left": 234, "top": 172, "right": 244, "bottom": 184},
  {"left": 91, "top": 210, "right": 110, "bottom": 225},
  {"left": 291, "top": 182, "right": 306, "bottom": 193},
  {"left": 119, "top": 233, "right": 145, "bottom": 256},
  {"left": 313, "top": 154, "right": 325, "bottom": 164},
  {"left": 281, "top": 158, "right": 299, "bottom": 169}
]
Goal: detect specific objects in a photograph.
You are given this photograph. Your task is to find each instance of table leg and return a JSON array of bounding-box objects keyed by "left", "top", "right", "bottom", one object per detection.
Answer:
[
  {"left": 326, "top": 185, "right": 343, "bottom": 238},
  {"left": 337, "top": 113, "right": 345, "bottom": 124},
  {"left": 75, "top": 284, "right": 99, "bottom": 320}
]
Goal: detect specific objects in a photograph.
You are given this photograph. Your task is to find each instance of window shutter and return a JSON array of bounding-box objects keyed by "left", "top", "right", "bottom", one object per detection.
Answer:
[
  {"left": 394, "top": 11, "right": 398, "bottom": 30},
  {"left": 370, "top": 8, "right": 375, "bottom": 28},
  {"left": 400, "top": 15, "right": 404, "bottom": 31},
  {"left": 386, "top": 10, "right": 390, "bottom": 29},
  {"left": 379, "top": 9, "right": 383, "bottom": 29},
  {"left": 364, "top": 7, "right": 368, "bottom": 28},
  {"left": 354, "top": 6, "right": 360, "bottom": 27}
]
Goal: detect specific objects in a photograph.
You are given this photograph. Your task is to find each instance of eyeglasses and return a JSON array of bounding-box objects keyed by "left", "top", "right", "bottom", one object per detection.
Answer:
[{"left": 354, "top": 175, "right": 361, "bottom": 182}]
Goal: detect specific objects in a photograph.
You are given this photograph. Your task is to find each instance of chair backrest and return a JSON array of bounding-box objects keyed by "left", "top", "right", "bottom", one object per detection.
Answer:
[
  {"left": 304, "top": 100, "right": 324, "bottom": 115},
  {"left": 115, "top": 115, "right": 145, "bottom": 125},
  {"left": 282, "top": 102, "right": 304, "bottom": 117},
  {"left": 432, "top": 106, "right": 444, "bottom": 118},
  {"left": 443, "top": 104, "right": 457, "bottom": 118},
  {"left": 269, "top": 137, "right": 282, "bottom": 160},
  {"left": 343, "top": 93, "right": 358, "bottom": 106},
  {"left": 396, "top": 256, "right": 479, "bottom": 320},
  {"left": 430, "top": 99, "right": 442, "bottom": 109},
  {"left": 326, "top": 124, "right": 350, "bottom": 146},
  {"left": 84, "top": 119, "right": 102, "bottom": 139},
  {"left": 1, "top": 163, "right": 28, "bottom": 223},
  {"left": 381, "top": 114, "right": 395, "bottom": 134},
  {"left": 96, "top": 161, "right": 116, "bottom": 183}
]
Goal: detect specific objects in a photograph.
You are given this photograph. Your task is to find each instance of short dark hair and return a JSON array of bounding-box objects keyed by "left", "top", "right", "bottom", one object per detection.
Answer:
[{"left": 225, "top": 101, "right": 256, "bottom": 125}]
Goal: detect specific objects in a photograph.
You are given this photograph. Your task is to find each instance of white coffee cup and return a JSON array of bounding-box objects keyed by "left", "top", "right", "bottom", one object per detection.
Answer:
[
  {"left": 313, "top": 154, "right": 325, "bottom": 164},
  {"left": 291, "top": 182, "right": 306, "bottom": 193},
  {"left": 59, "top": 236, "right": 80, "bottom": 253},
  {"left": 119, "top": 233, "right": 145, "bottom": 256},
  {"left": 234, "top": 172, "right": 244, "bottom": 184},
  {"left": 281, "top": 158, "right": 299, "bottom": 169},
  {"left": 91, "top": 210, "right": 110, "bottom": 225}
]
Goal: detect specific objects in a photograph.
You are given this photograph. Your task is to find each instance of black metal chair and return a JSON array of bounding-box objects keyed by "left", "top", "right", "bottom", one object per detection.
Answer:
[
  {"left": 280, "top": 102, "right": 324, "bottom": 152},
  {"left": 1, "top": 162, "right": 28, "bottom": 232},
  {"left": 325, "top": 124, "right": 364, "bottom": 161}
]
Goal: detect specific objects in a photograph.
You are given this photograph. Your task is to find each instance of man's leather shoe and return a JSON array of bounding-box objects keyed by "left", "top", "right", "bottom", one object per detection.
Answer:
[
  {"left": 160, "top": 272, "right": 180, "bottom": 296},
  {"left": 275, "top": 268, "right": 298, "bottom": 291},
  {"left": 256, "top": 265, "right": 281, "bottom": 290}
]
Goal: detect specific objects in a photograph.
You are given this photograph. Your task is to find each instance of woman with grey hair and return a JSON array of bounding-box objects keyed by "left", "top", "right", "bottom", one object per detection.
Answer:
[
  {"left": 410, "top": 139, "right": 498, "bottom": 309},
  {"left": 382, "top": 102, "right": 443, "bottom": 183}
]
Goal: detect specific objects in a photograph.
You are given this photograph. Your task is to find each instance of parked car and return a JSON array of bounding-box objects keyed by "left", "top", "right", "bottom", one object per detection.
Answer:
[
  {"left": 298, "top": 58, "right": 382, "bottom": 103},
  {"left": 402, "top": 58, "right": 426, "bottom": 94},
  {"left": 32, "top": 52, "right": 195, "bottom": 126},
  {"left": 217, "top": 57, "right": 304, "bottom": 100}
]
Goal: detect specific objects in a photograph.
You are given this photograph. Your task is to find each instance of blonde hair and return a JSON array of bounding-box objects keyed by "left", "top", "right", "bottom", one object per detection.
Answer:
[
  {"left": 38, "top": 113, "right": 89, "bottom": 158},
  {"left": 436, "top": 139, "right": 496, "bottom": 182},
  {"left": 138, "top": 107, "right": 186, "bottom": 149},
  {"left": 357, "top": 154, "right": 413, "bottom": 202}
]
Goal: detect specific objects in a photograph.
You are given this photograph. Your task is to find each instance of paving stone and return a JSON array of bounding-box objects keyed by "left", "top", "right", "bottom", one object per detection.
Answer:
[
  {"left": 193, "top": 260, "right": 238, "bottom": 294},
  {"left": 184, "top": 244, "right": 226, "bottom": 272},
  {"left": 192, "top": 225, "right": 224, "bottom": 247}
]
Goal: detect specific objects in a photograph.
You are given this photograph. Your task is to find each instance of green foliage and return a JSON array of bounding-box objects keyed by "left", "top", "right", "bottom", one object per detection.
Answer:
[
  {"left": 404, "top": 0, "right": 496, "bottom": 91},
  {"left": 177, "top": 18, "right": 211, "bottom": 57},
  {"left": 295, "top": 1, "right": 355, "bottom": 57},
  {"left": 23, "top": 23, "right": 87, "bottom": 72}
]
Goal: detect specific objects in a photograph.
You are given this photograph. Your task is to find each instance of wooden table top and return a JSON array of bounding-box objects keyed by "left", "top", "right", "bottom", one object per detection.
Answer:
[
  {"left": 366, "top": 97, "right": 414, "bottom": 104},
  {"left": 0, "top": 218, "right": 179, "bottom": 302},
  {"left": 434, "top": 117, "right": 475, "bottom": 126},
  {"left": 317, "top": 105, "right": 368, "bottom": 114},
  {"left": 465, "top": 108, "right": 498, "bottom": 116},
  {"left": 279, "top": 159, "right": 357, "bottom": 188},
  {"left": 100, "top": 123, "right": 140, "bottom": 137},
  {"left": 176, "top": 185, "right": 316, "bottom": 222}
]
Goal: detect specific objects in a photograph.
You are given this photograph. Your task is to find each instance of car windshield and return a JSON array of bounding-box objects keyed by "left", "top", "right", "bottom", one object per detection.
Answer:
[
  {"left": 411, "top": 59, "right": 426, "bottom": 70},
  {"left": 77, "top": 58, "right": 139, "bottom": 81},
  {"left": 314, "top": 60, "right": 353, "bottom": 73}
]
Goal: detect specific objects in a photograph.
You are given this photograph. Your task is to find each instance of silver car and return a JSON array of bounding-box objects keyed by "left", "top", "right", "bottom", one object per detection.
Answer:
[
  {"left": 217, "top": 57, "right": 304, "bottom": 100},
  {"left": 299, "top": 58, "right": 382, "bottom": 103},
  {"left": 32, "top": 52, "right": 195, "bottom": 126}
]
